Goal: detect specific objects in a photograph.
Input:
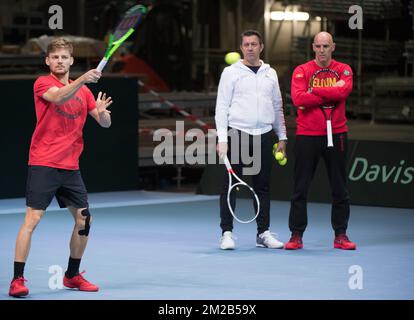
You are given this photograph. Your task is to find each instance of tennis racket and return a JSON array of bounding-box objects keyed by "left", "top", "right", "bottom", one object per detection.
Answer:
[
  {"left": 97, "top": 4, "right": 150, "bottom": 72},
  {"left": 222, "top": 155, "right": 260, "bottom": 224},
  {"left": 309, "top": 68, "right": 340, "bottom": 147}
]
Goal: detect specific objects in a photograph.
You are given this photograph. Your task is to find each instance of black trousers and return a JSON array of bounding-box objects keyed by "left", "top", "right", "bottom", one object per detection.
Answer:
[
  {"left": 220, "top": 128, "right": 274, "bottom": 234},
  {"left": 289, "top": 133, "right": 350, "bottom": 236}
]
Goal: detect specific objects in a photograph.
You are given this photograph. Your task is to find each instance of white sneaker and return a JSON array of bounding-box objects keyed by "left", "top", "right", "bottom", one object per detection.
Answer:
[
  {"left": 220, "top": 231, "right": 235, "bottom": 250},
  {"left": 256, "top": 230, "right": 284, "bottom": 249}
]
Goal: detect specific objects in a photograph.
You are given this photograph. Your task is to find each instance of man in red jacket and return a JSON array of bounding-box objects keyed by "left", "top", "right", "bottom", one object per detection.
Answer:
[{"left": 285, "top": 32, "right": 356, "bottom": 250}]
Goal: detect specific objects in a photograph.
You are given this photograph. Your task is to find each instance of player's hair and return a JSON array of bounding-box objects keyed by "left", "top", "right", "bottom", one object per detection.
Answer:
[
  {"left": 46, "top": 38, "right": 73, "bottom": 56},
  {"left": 240, "top": 30, "right": 263, "bottom": 45}
]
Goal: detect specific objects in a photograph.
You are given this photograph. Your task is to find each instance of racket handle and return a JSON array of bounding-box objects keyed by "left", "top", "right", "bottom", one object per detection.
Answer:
[
  {"left": 223, "top": 155, "right": 232, "bottom": 171},
  {"left": 326, "top": 120, "right": 334, "bottom": 147},
  {"left": 97, "top": 58, "right": 108, "bottom": 72}
]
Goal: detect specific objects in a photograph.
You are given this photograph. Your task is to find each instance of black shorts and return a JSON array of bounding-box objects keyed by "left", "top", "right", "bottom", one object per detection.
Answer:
[{"left": 26, "top": 165, "right": 89, "bottom": 210}]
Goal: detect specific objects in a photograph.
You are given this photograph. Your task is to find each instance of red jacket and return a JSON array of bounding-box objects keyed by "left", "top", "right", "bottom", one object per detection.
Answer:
[{"left": 291, "top": 59, "right": 353, "bottom": 136}]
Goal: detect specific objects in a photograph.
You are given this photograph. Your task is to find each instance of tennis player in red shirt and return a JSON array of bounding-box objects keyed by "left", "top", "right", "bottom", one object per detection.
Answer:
[
  {"left": 9, "top": 38, "right": 113, "bottom": 297},
  {"left": 285, "top": 32, "right": 356, "bottom": 250}
]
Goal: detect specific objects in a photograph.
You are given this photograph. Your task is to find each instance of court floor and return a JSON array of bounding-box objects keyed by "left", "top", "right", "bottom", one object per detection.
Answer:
[{"left": 0, "top": 191, "right": 413, "bottom": 300}]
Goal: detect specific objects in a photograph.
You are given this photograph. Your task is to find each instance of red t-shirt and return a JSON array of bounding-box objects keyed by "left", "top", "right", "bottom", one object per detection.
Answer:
[
  {"left": 29, "top": 74, "right": 96, "bottom": 170},
  {"left": 291, "top": 59, "right": 353, "bottom": 136}
]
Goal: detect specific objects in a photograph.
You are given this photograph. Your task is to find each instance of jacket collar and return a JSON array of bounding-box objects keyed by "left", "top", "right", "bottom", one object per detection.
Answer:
[{"left": 235, "top": 59, "right": 269, "bottom": 72}]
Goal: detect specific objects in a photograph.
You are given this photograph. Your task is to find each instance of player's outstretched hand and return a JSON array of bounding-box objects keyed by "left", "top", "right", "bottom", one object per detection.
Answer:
[{"left": 96, "top": 92, "right": 113, "bottom": 115}]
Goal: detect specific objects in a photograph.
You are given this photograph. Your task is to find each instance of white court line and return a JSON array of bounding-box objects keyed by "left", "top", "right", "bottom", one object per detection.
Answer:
[{"left": 0, "top": 190, "right": 219, "bottom": 215}]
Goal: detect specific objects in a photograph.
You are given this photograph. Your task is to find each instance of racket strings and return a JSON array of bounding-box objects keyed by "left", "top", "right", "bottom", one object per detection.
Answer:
[
  {"left": 228, "top": 183, "right": 260, "bottom": 224},
  {"left": 311, "top": 70, "right": 340, "bottom": 109},
  {"left": 118, "top": 16, "right": 141, "bottom": 31},
  {"left": 113, "top": 5, "right": 146, "bottom": 40},
  {"left": 311, "top": 70, "right": 340, "bottom": 89}
]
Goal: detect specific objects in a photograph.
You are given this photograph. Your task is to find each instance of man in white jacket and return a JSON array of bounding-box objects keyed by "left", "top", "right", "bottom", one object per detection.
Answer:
[{"left": 215, "top": 30, "right": 287, "bottom": 250}]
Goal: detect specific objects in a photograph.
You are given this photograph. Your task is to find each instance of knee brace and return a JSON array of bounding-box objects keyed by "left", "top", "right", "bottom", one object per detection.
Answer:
[{"left": 78, "top": 208, "right": 91, "bottom": 236}]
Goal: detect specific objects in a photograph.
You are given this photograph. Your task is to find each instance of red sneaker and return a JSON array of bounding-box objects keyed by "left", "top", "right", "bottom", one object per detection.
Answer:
[
  {"left": 334, "top": 234, "right": 356, "bottom": 250},
  {"left": 284, "top": 234, "right": 303, "bottom": 250},
  {"left": 63, "top": 271, "right": 99, "bottom": 292},
  {"left": 9, "top": 277, "right": 29, "bottom": 297}
]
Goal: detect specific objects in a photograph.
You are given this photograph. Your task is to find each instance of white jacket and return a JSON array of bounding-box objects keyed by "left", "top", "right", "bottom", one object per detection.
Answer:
[{"left": 215, "top": 60, "right": 287, "bottom": 142}]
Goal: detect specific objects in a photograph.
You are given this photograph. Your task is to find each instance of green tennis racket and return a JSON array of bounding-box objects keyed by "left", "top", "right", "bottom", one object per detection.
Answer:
[{"left": 97, "top": 4, "right": 150, "bottom": 72}]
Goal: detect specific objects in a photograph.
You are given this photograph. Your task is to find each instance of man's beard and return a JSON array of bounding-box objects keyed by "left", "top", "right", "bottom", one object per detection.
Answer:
[{"left": 52, "top": 67, "right": 68, "bottom": 76}]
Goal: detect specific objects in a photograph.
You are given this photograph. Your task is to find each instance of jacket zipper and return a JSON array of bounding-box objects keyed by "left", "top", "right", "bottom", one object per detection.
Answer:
[{"left": 255, "top": 70, "right": 259, "bottom": 129}]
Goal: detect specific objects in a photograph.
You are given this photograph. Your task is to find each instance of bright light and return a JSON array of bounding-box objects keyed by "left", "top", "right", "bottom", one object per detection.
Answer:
[
  {"left": 270, "top": 11, "right": 285, "bottom": 21},
  {"left": 270, "top": 11, "right": 310, "bottom": 21},
  {"left": 315, "top": 16, "right": 322, "bottom": 21}
]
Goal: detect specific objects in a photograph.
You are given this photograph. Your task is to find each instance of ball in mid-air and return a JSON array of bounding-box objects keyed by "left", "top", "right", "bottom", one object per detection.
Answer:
[{"left": 225, "top": 52, "right": 241, "bottom": 65}]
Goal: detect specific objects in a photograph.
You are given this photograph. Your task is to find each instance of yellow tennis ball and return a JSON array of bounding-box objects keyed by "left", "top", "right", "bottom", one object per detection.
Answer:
[
  {"left": 225, "top": 52, "right": 241, "bottom": 65},
  {"left": 272, "top": 143, "right": 278, "bottom": 152},
  {"left": 279, "top": 157, "right": 287, "bottom": 166},
  {"left": 275, "top": 152, "right": 284, "bottom": 161}
]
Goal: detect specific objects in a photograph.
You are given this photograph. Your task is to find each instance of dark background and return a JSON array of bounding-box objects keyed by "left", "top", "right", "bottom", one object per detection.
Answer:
[{"left": 0, "top": 75, "right": 139, "bottom": 198}]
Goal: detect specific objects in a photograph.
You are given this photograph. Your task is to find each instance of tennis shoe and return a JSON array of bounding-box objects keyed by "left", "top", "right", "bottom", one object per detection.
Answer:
[
  {"left": 9, "top": 277, "right": 29, "bottom": 297},
  {"left": 220, "top": 231, "right": 235, "bottom": 250},
  {"left": 63, "top": 271, "right": 99, "bottom": 292},
  {"left": 284, "top": 234, "right": 303, "bottom": 250},
  {"left": 334, "top": 234, "right": 356, "bottom": 250},
  {"left": 256, "top": 230, "right": 284, "bottom": 249}
]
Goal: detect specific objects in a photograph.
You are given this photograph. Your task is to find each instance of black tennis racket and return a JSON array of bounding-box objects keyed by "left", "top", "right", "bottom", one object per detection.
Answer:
[{"left": 309, "top": 68, "right": 340, "bottom": 147}]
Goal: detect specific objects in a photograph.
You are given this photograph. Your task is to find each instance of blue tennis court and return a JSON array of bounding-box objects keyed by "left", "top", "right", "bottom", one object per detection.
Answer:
[{"left": 1, "top": 191, "right": 413, "bottom": 300}]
